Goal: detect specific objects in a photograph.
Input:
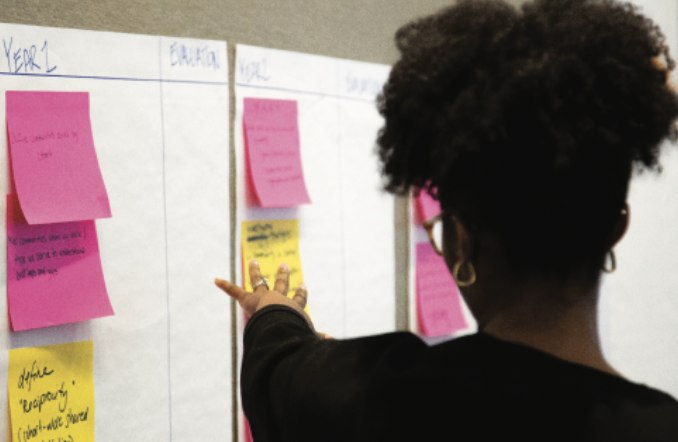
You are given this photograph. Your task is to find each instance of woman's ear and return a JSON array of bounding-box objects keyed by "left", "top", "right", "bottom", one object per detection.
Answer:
[
  {"left": 442, "top": 215, "right": 476, "bottom": 287},
  {"left": 455, "top": 217, "right": 474, "bottom": 262},
  {"left": 443, "top": 215, "right": 473, "bottom": 265}
]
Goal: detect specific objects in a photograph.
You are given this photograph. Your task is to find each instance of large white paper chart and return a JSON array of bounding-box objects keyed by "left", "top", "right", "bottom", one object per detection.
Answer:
[
  {"left": 235, "top": 43, "right": 395, "bottom": 439},
  {"left": 0, "top": 23, "right": 231, "bottom": 441},
  {"left": 235, "top": 44, "right": 395, "bottom": 339}
]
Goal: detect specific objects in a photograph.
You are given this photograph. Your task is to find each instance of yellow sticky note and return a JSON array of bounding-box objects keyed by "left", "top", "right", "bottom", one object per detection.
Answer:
[
  {"left": 242, "top": 219, "right": 309, "bottom": 315},
  {"left": 9, "top": 340, "right": 94, "bottom": 442}
]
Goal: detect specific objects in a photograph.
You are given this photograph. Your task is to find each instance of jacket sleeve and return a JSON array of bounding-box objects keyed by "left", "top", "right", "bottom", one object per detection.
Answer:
[{"left": 241, "top": 304, "right": 427, "bottom": 442}]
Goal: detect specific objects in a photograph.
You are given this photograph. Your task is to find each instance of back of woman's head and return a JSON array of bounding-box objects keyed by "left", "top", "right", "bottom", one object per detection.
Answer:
[{"left": 377, "top": 0, "right": 678, "bottom": 279}]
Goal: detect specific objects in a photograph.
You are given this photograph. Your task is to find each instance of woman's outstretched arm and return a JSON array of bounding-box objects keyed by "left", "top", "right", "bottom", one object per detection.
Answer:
[{"left": 215, "top": 260, "right": 427, "bottom": 442}]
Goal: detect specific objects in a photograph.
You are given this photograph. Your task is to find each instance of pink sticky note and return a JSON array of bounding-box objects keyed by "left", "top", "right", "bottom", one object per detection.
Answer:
[
  {"left": 243, "top": 98, "right": 311, "bottom": 207},
  {"left": 6, "top": 91, "right": 112, "bottom": 224},
  {"left": 6, "top": 194, "right": 114, "bottom": 331},
  {"left": 417, "top": 190, "right": 440, "bottom": 223},
  {"left": 244, "top": 414, "right": 253, "bottom": 442},
  {"left": 416, "top": 242, "right": 467, "bottom": 337}
]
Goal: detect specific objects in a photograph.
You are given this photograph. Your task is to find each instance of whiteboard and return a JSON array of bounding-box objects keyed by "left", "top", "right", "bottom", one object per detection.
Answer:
[
  {"left": 234, "top": 44, "right": 395, "bottom": 441},
  {"left": 0, "top": 23, "right": 232, "bottom": 441}
]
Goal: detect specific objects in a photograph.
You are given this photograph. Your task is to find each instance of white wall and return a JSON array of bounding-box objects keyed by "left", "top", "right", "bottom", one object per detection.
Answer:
[{"left": 599, "top": 0, "right": 678, "bottom": 398}]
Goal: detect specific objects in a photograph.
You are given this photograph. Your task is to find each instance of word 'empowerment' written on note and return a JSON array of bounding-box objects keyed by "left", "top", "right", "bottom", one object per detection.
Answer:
[
  {"left": 416, "top": 242, "right": 467, "bottom": 337},
  {"left": 243, "top": 98, "right": 311, "bottom": 207},
  {"left": 9, "top": 341, "right": 95, "bottom": 442},
  {"left": 242, "top": 219, "right": 309, "bottom": 314},
  {"left": 6, "top": 195, "right": 114, "bottom": 331},
  {"left": 6, "top": 91, "right": 111, "bottom": 224}
]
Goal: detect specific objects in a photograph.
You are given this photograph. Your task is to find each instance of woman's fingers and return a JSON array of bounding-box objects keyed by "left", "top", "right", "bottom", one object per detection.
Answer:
[
  {"left": 214, "top": 278, "right": 247, "bottom": 301},
  {"left": 249, "top": 260, "right": 268, "bottom": 292},
  {"left": 273, "top": 264, "right": 290, "bottom": 296},
  {"left": 221, "top": 261, "right": 311, "bottom": 321},
  {"left": 292, "top": 284, "right": 308, "bottom": 309}
]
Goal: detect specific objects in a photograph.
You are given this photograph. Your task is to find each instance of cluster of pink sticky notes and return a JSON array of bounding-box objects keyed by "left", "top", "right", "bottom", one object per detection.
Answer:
[
  {"left": 6, "top": 91, "right": 111, "bottom": 224},
  {"left": 416, "top": 189, "right": 440, "bottom": 224},
  {"left": 416, "top": 242, "right": 467, "bottom": 337},
  {"left": 6, "top": 195, "right": 114, "bottom": 331},
  {"left": 5, "top": 91, "right": 114, "bottom": 330},
  {"left": 243, "top": 97, "right": 311, "bottom": 207}
]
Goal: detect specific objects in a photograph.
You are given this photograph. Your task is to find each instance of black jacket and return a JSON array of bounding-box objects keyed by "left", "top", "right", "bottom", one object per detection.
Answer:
[{"left": 242, "top": 304, "right": 678, "bottom": 442}]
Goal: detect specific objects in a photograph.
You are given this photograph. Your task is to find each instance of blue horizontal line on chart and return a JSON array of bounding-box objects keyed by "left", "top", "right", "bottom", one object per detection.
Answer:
[{"left": 0, "top": 71, "right": 228, "bottom": 85}]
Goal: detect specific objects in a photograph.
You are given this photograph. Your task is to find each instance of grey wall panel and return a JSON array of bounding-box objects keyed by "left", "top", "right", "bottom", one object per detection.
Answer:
[
  {"left": 1, "top": 0, "right": 521, "bottom": 64},
  {"left": 0, "top": 0, "right": 522, "bottom": 63}
]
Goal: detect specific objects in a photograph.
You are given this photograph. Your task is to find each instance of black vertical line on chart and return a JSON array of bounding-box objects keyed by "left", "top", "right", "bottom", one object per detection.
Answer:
[
  {"left": 336, "top": 66, "right": 347, "bottom": 338},
  {"left": 159, "top": 37, "right": 173, "bottom": 442}
]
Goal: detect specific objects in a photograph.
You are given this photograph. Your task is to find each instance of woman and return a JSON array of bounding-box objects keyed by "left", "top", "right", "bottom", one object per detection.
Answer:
[{"left": 216, "top": 0, "right": 678, "bottom": 440}]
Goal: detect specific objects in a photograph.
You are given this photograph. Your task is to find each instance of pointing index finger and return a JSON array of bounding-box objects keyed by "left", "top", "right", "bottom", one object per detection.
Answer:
[{"left": 214, "top": 278, "right": 247, "bottom": 301}]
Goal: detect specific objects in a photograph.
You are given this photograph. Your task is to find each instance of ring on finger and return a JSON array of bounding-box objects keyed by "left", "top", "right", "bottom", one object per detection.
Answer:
[{"left": 252, "top": 278, "right": 269, "bottom": 291}]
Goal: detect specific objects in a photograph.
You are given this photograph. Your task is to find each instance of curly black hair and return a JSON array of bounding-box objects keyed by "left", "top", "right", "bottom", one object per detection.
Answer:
[{"left": 377, "top": 0, "right": 678, "bottom": 279}]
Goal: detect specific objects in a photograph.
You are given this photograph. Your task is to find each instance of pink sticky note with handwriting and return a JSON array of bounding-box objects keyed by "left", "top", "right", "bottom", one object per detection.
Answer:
[
  {"left": 6, "top": 91, "right": 111, "bottom": 224},
  {"left": 6, "top": 194, "right": 114, "bottom": 331},
  {"left": 243, "top": 98, "right": 311, "bottom": 207},
  {"left": 416, "top": 242, "right": 467, "bottom": 337},
  {"left": 417, "top": 190, "right": 440, "bottom": 223}
]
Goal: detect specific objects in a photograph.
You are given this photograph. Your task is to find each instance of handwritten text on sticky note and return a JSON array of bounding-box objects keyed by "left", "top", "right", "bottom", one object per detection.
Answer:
[
  {"left": 6, "top": 194, "right": 114, "bottom": 331},
  {"left": 243, "top": 98, "right": 311, "bottom": 207},
  {"left": 6, "top": 91, "right": 112, "bottom": 224},
  {"left": 416, "top": 242, "right": 467, "bottom": 337},
  {"left": 9, "top": 340, "right": 95, "bottom": 442},
  {"left": 241, "top": 219, "right": 308, "bottom": 313}
]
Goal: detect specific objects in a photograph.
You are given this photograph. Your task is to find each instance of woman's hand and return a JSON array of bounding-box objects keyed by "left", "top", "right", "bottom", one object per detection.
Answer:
[{"left": 215, "top": 259, "right": 327, "bottom": 337}]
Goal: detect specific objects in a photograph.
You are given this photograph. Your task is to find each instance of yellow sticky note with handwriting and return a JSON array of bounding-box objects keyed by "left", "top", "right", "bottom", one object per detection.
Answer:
[
  {"left": 8, "top": 340, "right": 94, "bottom": 442},
  {"left": 242, "top": 219, "right": 309, "bottom": 315}
]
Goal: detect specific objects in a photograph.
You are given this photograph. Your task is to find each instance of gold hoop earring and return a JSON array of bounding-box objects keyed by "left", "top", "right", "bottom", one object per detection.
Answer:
[
  {"left": 602, "top": 250, "right": 616, "bottom": 274},
  {"left": 452, "top": 261, "right": 476, "bottom": 287}
]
